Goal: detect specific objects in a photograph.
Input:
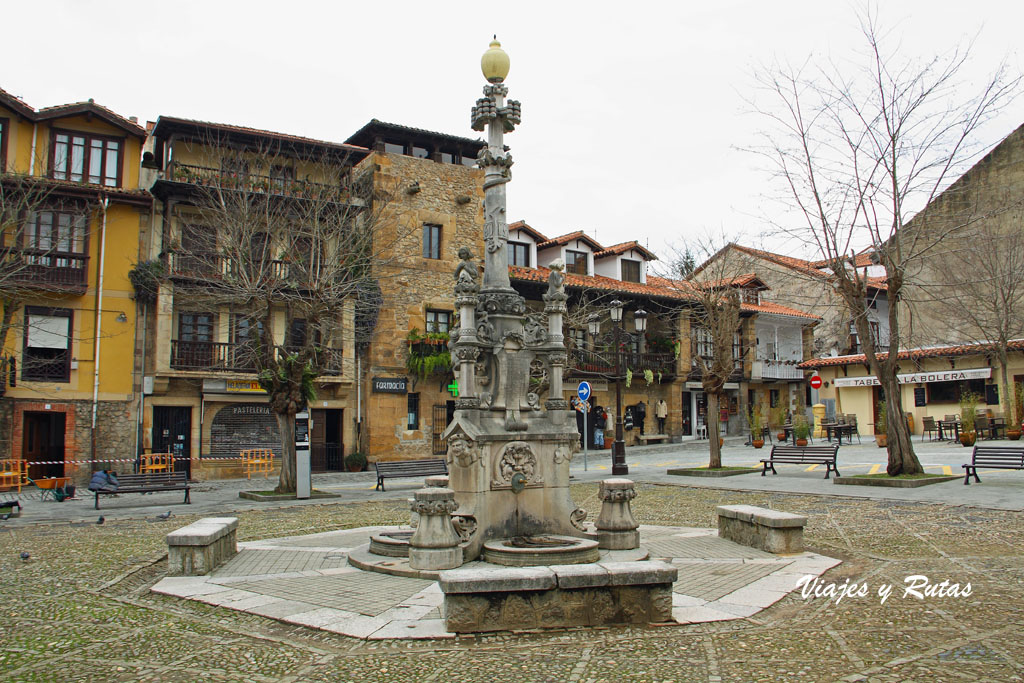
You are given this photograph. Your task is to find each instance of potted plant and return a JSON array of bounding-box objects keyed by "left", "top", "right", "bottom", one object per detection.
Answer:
[
  {"left": 748, "top": 404, "right": 765, "bottom": 448},
  {"left": 772, "top": 403, "right": 787, "bottom": 442},
  {"left": 793, "top": 413, "right": 810, "bottom": 446},
  {"left": 875, "top": 400, "right": 887, "bottom": 448},
  {"left": 959, "top": 391, "right": 979, "bottom": 447},
  {"left": 1008, "top": 383, "right": 1023, "bottom": 440},
  {"left": 344, "top": 452, "right": 367, "bottom": 472}
]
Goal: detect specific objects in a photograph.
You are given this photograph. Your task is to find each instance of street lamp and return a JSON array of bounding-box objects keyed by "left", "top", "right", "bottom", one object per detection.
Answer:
[{"left": 609, "top": 299, "right": 628, "bottom": 475}]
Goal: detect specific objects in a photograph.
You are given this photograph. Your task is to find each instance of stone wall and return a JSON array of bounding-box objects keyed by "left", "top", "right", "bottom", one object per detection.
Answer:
[{"left": 359, "top": 151, "right": 484, "bottom": 460}]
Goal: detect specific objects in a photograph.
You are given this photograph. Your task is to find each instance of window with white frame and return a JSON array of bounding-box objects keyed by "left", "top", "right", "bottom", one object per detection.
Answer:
[{"left": 51, "top": 130, "right": 122, "bottom": 186}]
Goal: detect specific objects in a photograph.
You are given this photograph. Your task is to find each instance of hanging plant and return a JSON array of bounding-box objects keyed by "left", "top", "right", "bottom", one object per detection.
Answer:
[
  {"left": 625, "top": 368, "right": 633, "bottom": 387},
  {"left": 643, "top": 369, "right": 654, "bottom": 386},
  {"left": 127, "top": 259, "right": 165, "bottom": 305}
]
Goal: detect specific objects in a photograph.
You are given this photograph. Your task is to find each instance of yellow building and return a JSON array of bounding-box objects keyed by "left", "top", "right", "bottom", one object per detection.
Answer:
[
  {"left": 800, "top": 341, "right": 1024, "bottom": 438},
  {"left": 0, "top": 87, "right": 151, "bottom": 483}
]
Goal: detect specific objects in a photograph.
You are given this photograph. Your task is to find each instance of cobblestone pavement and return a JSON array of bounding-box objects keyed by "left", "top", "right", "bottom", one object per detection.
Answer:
[{"left": 3, "top": 485, "right": 1024, "bottom": 682}]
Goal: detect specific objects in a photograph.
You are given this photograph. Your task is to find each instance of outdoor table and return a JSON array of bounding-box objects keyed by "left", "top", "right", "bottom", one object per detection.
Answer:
[
  {"left": 823, "top": 422, "right": 849, "bottom": 445},
  {"left": 990, "top": 417, "right": 1006, "bottom": 439},
  {"left": 938, "top": 419, "right": 960, "bottom": 442},
  {"left": 782, "top": 424, "right": 798, "bottom": 446}
]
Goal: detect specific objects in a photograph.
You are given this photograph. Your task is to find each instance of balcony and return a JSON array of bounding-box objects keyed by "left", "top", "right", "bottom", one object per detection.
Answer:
[
  {"left": 162, "top": 162, "right": 354, "bottom": 203},
  {"left": 568, "top": 348, "right": 677, "bottom": 379},
  {"left": 0, "top": 249, "right": 88, "bottom": 292},
  {"left": 163, "top": 251, "right": 291, "bottom": 281},
  {"left": 753, "top": 359, "right": 804, "bottom": 381},
  {"left": 170, "top": 340, "right": 344, "bottom": 376}
]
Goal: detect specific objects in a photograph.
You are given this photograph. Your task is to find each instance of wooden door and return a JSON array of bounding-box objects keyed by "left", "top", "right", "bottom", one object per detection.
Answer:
[
  {"left": 23, "top": 412, "right": 65, "bottom": 479},
  {"left": 152, "top": 406, "right": 192, "bottom": 477}
]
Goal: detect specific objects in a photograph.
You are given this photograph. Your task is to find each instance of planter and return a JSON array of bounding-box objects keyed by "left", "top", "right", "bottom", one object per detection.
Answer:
[
  {"left": 795, "top": 438, "right": 808, "bottom": 447},
  {"left": 752, "top": 439, "right": 764, "bottom": 449},
  {"left": 1007, "top": 429, "right": 1021, "bottom": 441},
  {"left": 876, "top": 434, "right": 887, "bottom": 448},
  {"left": 666, "top": 466, "right": 761, "bottom": 478},
  {"left": 777, "top": 432, "right": 786, "bottom": 442},
  {"left": 719, "top": 438, "right": 724, "bottom": 448},
  {"left": 960, "top": 432, "right": 976, "bottom": 447},
  {"left": 834, "top": 474, "right": 961, "bottom": 488}
]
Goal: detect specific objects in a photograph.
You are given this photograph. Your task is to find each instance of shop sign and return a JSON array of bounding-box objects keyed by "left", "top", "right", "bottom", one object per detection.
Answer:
[
  {"left": 833, "top": 367, "right": 991, "bottom": 388},
  {"left": 373, "top": 376, "right": 408, "bottom": 394},
  {"left": 226, "top": 379, "right": 266, "bottom": 393}
]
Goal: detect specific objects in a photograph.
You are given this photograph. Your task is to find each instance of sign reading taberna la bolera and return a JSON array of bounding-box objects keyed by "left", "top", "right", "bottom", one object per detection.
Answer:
[
  {"left": 832, "top": 367, "right": 991, "bottom": 388},
  {"left": 372, "top": 377, "right": 409, "bottom": 394}
]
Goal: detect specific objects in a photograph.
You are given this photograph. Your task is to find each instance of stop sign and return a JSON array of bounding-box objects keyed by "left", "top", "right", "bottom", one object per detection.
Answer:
[{"left": 810, "top": 375, "right": 823, "bottom": 390}]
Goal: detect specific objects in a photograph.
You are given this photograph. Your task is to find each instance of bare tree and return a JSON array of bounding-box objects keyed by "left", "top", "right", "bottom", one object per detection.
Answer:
[
  {"left": 934, "top": 203, "right": 1024, "bottom": 429},
  {"left": 0, "top": 173, "right": 93, "bottom": 381},
  {"left": 168, "top": 142, "right": 403, "bottom": 493},
  {"left": 750, "top": 7, "right": 1019, "bottom": 474},
  {"left": 660, "top": 239, "right": 754, "bottom": 469}
]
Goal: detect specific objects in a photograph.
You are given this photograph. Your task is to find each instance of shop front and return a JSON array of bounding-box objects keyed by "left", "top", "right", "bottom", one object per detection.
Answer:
[{"left": 801, "top": 343, "right": 1024, "bottom": 436}]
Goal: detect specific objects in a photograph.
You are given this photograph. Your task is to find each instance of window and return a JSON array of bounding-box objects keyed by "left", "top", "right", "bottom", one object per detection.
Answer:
[
  {"left": 765, "top": 341, "right": 778, "bottom": 361},
  {"left": 569, "top": 328, "right": 586, "bottom": 349},
  {"left": 51, "top": 131, "right": 122, "bottom": 186},
  {"left": 927, "top": 379, "right": 986, "bottom": 404},
  {"left": 621, "top": 259, "right": 641, "bottom": 283},
  {"left": 740, "top": 288, "right": 759, "bottom": 305},
  {"left": 384, "top": 142, "right": 405, "bottom": 155},
  {"left": 0, "top": 118, "right": 8, "bottom": 172},
  {"left": 508, "top": 241, "right": 530, "bottom": 267},
  {"left": 733, "top": 332, "right": 743, "bottom": 361},
  {"left": 565, "top": 250, "right": 588, "bottom": 275},
  {"left": 694, "top": 326, "right": 713, "bottom": 358},
  {"left": 869, "top": 321, "right": 881, "bottom": 345},
  {"left": 423, "top": 224, "right": 442, "bottom": 259},
  {"left": 179, "top": 312, "right": 214, "bottom": 342},
  {"left": 269, "top": 165, "right": 295, "bottom": 192},
  {"left": 770, "top": 389, "right": 780, "bottom": 408},
  {"left": 425, "top": 310, "right": 451, "bottom": 334},
  {"left": 407, "top": 392, "right": 420, "bottom": 430},
  {"left": 232, "top": 314, "right": 263, "bottom": 368},
  {"left": 22, "top": 307, "right": 72, "bottom": 382},
  {"left": 23, "top": 211, "right": 88, "bottom": 267}
]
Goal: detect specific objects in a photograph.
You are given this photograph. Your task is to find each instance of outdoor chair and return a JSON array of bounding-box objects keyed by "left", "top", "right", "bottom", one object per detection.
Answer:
[{"left": 921, "top": 416, "right": 939, "bottom": 441}]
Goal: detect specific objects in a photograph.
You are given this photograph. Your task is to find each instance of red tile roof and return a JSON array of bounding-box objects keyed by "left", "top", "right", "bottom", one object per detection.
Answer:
[
  {"left": 510, "top": 266, "right": 819, "bottom": 320},
  {"left": 508, "top": 220, "right": 548, "bottom": 243},
  {"left": 594, "top": 240, "right": 658, "bottom": 261},
  {"left": 152, "top": 116, "right": 369, "bottom": 154},
  {"left": 724, "top": 244, "right": 830, "bottom": 279},
  {"left": 36, "top": 100, "right": 147, "bottom": 137},
  {"left": 0, "top": 86, "right": 34, "bottom": 118},
  {"left": 536, "top": 230, "right": 603, "bottom": 251},
  {"left": 798, "top": 339, "right": 1024, "bottom": 369}
]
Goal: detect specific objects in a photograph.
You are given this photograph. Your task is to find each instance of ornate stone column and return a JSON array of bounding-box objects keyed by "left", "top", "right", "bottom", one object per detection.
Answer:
[
  {"left": 409, "top": 487, "right": 463, "bottom": 570},
  {"left": 595, "top": 478, "right": 640, "bottom": 550}
]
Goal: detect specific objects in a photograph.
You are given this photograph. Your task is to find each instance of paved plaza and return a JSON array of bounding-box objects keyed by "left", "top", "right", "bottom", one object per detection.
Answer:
[{"left": 3, "top": 440, "right": 1024, "bottom": 681}]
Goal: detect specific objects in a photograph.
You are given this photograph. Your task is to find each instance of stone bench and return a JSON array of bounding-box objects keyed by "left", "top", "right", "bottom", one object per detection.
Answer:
[
  {"left": 438, "top": 560, "right": 677, "bottom": 633},
  {"left": 637, "top": 434, "right": 670, "bottom": 444},
  {"left": 717, "top": 505, "right": 806, "bottom": 554},
  {"left": 166, "top": 517, "right": 239, "bottom": 576}
]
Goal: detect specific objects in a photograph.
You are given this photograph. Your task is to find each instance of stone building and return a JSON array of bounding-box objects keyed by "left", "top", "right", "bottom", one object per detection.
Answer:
[
  {"left": 506, "top": 224, "right": 820, "bottom": 444},
  {"left": 0, "top": 87, "right": 151, "bottom": 483}
]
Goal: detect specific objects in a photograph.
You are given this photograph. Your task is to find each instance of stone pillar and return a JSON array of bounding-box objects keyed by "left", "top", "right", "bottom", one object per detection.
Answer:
[
  {"left": 409, "top": 487, "right": 463, "bottom": 570},
  {"left": 813, "top": 403, "right": 826, "bottom": 438},
  {"left": 411, "top": 475, "right": 451, "bottom": 527},
  {"left": 595, "top": 479, "right": 640, "bottom": 550}
]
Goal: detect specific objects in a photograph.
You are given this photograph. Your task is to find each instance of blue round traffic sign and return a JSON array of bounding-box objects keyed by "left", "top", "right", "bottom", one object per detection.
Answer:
[{"left": 577, "top": 381, "right": 592, "bottom": 402}]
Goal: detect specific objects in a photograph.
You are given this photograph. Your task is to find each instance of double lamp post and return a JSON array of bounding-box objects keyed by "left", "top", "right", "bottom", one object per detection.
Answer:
[{"left": 588, "top": 300, "right": 647, "bottom": 476}]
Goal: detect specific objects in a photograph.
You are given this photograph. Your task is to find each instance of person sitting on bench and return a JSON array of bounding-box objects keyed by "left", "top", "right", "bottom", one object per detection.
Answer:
[{"left": 89, "top": 470, "right": 119, "bottom": 493}]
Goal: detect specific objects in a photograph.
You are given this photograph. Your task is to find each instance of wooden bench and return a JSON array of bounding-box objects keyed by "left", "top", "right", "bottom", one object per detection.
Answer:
[
  {"left": 93, "top": 471, "right": 191, "bottom": 510},
  {"left": 963, "top": 445, "right": 1024, "bottom": 485},
  {"left": 241, "top": 449, "right": 275, "bottom": 479},
  {"left": 375, "top": 458, "right": 448, "bottom": 491},
  {"left": 761, "top": 444, "right": 841, "bottom": 479},
  {"left": 637, "top": 434, "right": 670, "bottom": 444}
]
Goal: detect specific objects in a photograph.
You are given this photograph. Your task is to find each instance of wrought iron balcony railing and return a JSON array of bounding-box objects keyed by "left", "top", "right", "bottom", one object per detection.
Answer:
[
  {"left": 170, "top": 340, "right": 344, "bottom": 375},
  {"left": 164, "top": 162, "right": 353, "bottom": 202},
  {"left": 568, "top": 348, "right": 677, "bottom": 378},
  {"left": 163, "top": 251, "right": 291, "bottom": 281}
]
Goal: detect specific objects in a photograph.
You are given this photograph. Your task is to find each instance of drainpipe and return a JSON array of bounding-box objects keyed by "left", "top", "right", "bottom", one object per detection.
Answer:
[
  {"left": 28, "top": 123, "right": 38, "bottom": 174},
  {"left": 90, "top": 196, "right": 109, "bottom": 466},
  {"left": 134, "top": 304, "right": 147, "bottom": 458}
]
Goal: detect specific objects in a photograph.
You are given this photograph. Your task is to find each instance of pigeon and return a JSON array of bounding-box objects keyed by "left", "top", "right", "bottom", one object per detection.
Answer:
[
  {"left": 158, "top": 511, "right": 172, "bottom": 520},
  {"left": 1, "top": 513, "right": 10, "bottom": 521},
  {"left": 20, "top": 552, "right": 30, "bottom": 561},
  {"left": 96, "top": 516, "right": 105, "bottom": 525}
]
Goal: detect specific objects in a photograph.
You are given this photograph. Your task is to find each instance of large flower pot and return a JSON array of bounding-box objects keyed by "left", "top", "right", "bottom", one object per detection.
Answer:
[
  {"left": 960, "top": 432, "right": 977, "bottom": 447},
  {"left": 752, "top": 439, "right": 765, "bottom": 449},
  {"left": 777, "top": 432, "right": 786, "bottom": 442},
  {"left": 876, "top": 434, "right": 887, "bottom": 448},
  {"left": 1007, "top": 429, "right": 1021, "bottom": 441},
  {"left": 795, "top": 438, "right": 808, "bottom": 447}
]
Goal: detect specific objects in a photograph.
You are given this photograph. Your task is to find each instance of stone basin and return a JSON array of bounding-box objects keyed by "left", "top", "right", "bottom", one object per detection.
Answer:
[
  {"left": 368, "top": 530, "right": 414, "bottom": 558},
  {"left": 482, "top": 535, "right": 600, "bottom": 566}
]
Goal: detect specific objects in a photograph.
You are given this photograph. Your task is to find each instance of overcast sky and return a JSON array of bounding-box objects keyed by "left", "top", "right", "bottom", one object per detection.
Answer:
[{"left": 5, "top": 1, "right": 1022, "bottom": 265}]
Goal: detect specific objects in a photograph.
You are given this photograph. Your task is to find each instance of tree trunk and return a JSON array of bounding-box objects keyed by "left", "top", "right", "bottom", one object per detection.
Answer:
[
  {"left": 883, "top": 376, "right": 922, "bottom": 475},
  {"left": 274, "top": 411, "right": 298, "bottom": 494},
  {"left": 707, "top": 391, "right": 722, "bottom": 469},
  {"left": 998, "top": 346, "right": 1016, "bottom": 427}
]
